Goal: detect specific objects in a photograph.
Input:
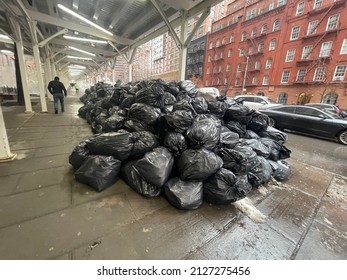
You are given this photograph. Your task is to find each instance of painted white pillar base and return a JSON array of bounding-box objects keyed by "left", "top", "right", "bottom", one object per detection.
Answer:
[{"left": 0, "top": 153, "right": 17, "bottom": 163}]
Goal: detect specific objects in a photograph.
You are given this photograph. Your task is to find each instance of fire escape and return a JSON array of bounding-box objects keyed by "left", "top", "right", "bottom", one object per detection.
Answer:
[
  {"left": 295, "top": 0, "right": 346, "bottom": 83},
  {"left": 211, "top": 40, "right": 226, "bottom": 87}
]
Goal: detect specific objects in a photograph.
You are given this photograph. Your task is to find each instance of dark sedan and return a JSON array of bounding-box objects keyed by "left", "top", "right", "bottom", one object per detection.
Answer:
[{"left": 259, "top": 105, "right": 347, "bottom": 145}]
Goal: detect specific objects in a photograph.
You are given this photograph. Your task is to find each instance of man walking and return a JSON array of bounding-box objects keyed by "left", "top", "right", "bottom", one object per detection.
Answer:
[{"left": 47, "top": 76, "right": 67, "bottom": 114}]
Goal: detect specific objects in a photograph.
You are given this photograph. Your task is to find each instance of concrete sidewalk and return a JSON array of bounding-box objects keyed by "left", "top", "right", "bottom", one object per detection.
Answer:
[{"left": 0, "top": 96, "right": 346, "bottom": 260}]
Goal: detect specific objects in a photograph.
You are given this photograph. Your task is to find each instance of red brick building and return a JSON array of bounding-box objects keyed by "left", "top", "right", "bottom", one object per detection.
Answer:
[{"left": 204, "top": 0, "right": 347, "bottom": 107}]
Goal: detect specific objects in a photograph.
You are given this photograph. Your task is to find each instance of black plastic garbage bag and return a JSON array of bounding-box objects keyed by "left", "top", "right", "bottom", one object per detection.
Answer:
[
  {"left": 164, "top": 177, "right": 203, "bottom": 210},
  {"left": 178, "top": 148, "right": 223, "bottom": 181},
  {"left": 224, "top": 104, "right": 253, "bottom": 124},
  {"left": 233, "top": 144, "right": 259, "bottom": 170},
  {"left": 192, "top": 97, "right": 209, "bottom": 114},
  {"left": 239, "top": 138, "right": 270, "bottom": 158},
  {"left": 268, "top": 159, "right": 292, "bottom": 181},
  {"left": 173, "top": 100, "right": 196, "bottom": 115},
  {"left": 119, "top": 93, "right": 135, "bottom": 109},
  {"left": 259, "top": 138, "right": 291, "bottom": 161},
  {"left": 163, "top": 132, "right": 187, "bottom": 157},
  {"left": 203, "top": 168, "right": 238, "bottom": 204},
  {"left": 131, "top": 131, "right": 160, "bottom": 159},
  {"left": 244, "top": 130, "right": 260, "bottom": 139},
  {"left": 247, "top": 112, "right": 269, "bottom": 132},
  {"left": 164, "top": 110, "right": 195, "bottom": 133},
  {"left": 103, "top": 114, "right": 126, "bottom": 132},
  {"left": 257, "top": 126, "right": 288, "bottom": 143},
  {"left": 163, "top": 91, "right": 177, "bottom": 105},
  {"left": 216, "top": 148, "right": 248, "bottom": 175},
  {"left": 86, "top": 131, "right": 134, "bottom": 161},
  {"left": 69, "top": 141, "right": 90, "bottom": 170},
  {"left": 128, "top": 103, "right": 161, "bottom": 125},
  {"left": 75, "top": 155, "right": 121, "bottom": 192},
  {"left": 225, "top": 120, "right": 246, "bottom": 137},
  {"left": 135, "top": 85, "right": 165, "bottom": 109},
  {"left": 133, "top": 147, "right": 174, "bottom": 188},
  {"left": 120, "top": 160, "right": 161, "bottom": 197},
  {"left": 124, "top": 120, "right": 152, "bottom": 132},
  {"left": 248, "top": 156, "right": 272, "bottom": 187},
  {"left": 233, "top": 174, "right": 252, "bottom": 201},
  {"left": 207, "top": 99, "right": 229, "bottom": 118},
  {"left": 186, "top": 118, "right": 220, "bottom": 150},
  {"left": 219, "top": 126, "right": 239, "bottom": 148},
  {"left": 178, "top": 80, "right": 198, "bottom": 97}
]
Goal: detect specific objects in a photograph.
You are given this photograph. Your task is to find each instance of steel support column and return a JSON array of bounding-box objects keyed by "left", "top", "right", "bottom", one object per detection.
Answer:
[
  {"left": 179, "top": 10, "right": 188, "bottom": 81},
  {"left": 0, "top": 105, "right": 17, "bottom": 162}
]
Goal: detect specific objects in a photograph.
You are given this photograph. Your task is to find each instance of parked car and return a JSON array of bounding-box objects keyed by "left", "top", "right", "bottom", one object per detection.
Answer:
[
  {"left": 259, "top": 105, "right": 347, "bottom": 145},
  {"left": 234, "top": 95, "right": 279, "bottom": 110},
  {"left": 304, "top": 103, "right": 343, "bottom": 117}
]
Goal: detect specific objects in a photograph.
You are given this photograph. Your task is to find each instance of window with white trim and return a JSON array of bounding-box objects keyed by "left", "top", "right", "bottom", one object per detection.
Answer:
[
  {"left": 252, "top": 76, "right": 258, "bottom": 85},
  {"left": 214, "top": 53, "right": 218, "bottom": 60},
  {"left": 313, "top": 0, "right": 323, "bottom": 9},
  {"left": 220, "top": 51, "right": 224, "bottom": 59},
  {"left": 251, "top": 28, "right": 257, "bottom": 38},
  {"left": 258, "top": 43, "right": 264, "bottom": 52},
  {"left": 209, "top": 42, "right": 213, "bottom": 49},
  {"left": 319, "top": 41, "right": 332, "bottom": 57},
  {"left": 265, "top": 58, "right": 273, "bottom": 69},
  {"left": 237, "top": 63, "right": 242, "bottom": 72},
  {"left": 296, "top": 69, "right": 307, "bottom": 81},
  {"left": 218, "top": 65, "right": 222, "bottom": 72},
  {"left": 216, "top": 40, "right": 220, "bottom": 47},
  {"left": 314, "top": 67, "right": 325, "bottom": 81},
  {"left": 278, "top": 92, "right": 288, "bottom": 104},
  {"left": 263, "top": 75, "right": 269, "bottom": 85},
  {"left": 222, "top": 37, "right": 226, "bottom": 45},
  {"left": 261, "top": 24, "right": 268, "bottom": 34},
  {"left": 307, "top": 20, "right": 318, "bottom": 35},
  {"left": 333, "top": 65, "right": 347, "bottom": 81},
  {"left": 326, "top": 14, "right": 339, "bottom": 31},
  {"left": 235, "top": 78, "right": 240, "bottom": 86},
  {"left": 302, "top": 45, "right": 312, "bottom": 59},
  {"left": 241, "top": 32, "right": 247, "bottom": 41},
  {"left": 239, "top": 48, "right": 244, "bottom": 56},
  {"left": 255, "top": 61, "right": 261, "bottom": 70},
  {"left": 291, "top": 26, "right": 300, "bottom": 40},
  {"left": 269, "top": 39, "right": 276, "bottom": 50},
  {"left": 286, "top": 49, "right": 295, "bottom": 62},
  {"left": 230, "top": 34, "right": 234, "bottom": 43},
  {"left": 296, "top": 2, "right": 304, "bottom": 16},
  {"left": 269, "top": 2, "right": 275, "bottom": 11},
  {"left": 340, "top": 39, "right": 347, "bottom": 54},
  {"left": 205, "top": 80, "right": 209, "bottom": 86},
  {"left": 249, "top": 46, "right": 254, "bottom": 55},
  {"left": 208, "top": 55, "right": 211, "bottom": 62},
  {"left": 281, "top": 70, "right": 290, "bottom": 83},
  {"left": 228, "top": 48, "right": 233, "bottom": 57},
  {"left": 278, "top": 0, "right": 287, "bottom": 7},
  {"left": 207, "top": 67, "right": 210, "bottom": 74},
  {"left": 226, "top": 64, "right": 231, "bottom": 72},
  {"left": 246, "top": 9, "right": 257, "bottom": 20},
  {"left": 273, "top": 19, "right": 280, "bottom": 31}
]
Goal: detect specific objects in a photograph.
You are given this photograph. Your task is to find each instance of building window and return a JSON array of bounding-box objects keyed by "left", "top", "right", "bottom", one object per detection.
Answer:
[
  {"left": 239, "top": 48, "right": 244, "bottom": 56},
  {"left": 207, "top": 67, "right": 210, "bottom": 74},
  {"left": 269, "top": 39, "right": 276, "bottom": 51},
  {"left": 228, "top": 48, "right": 233, "bottom": 57},
  {"left": 278, "top": 92, "right": 288, "bottom": 104},
  {"left": 246, "top": 9, "right": 257, "bottom": 20},
  {"left": 226, "top": 63, "right": 231, "bottom": 72},
  {"left": 261, "top": 24, "right": 268, "bottom": 34},
  {"left": 230, "top": 34, "right": 234, "bottom": 43},
  {"left": 205, "top": 80, "right": 209, "bottom": 86},
  {"left": 258, "top": 43, "right": 264, "bottom": 52},
  {"left": 313, "top": 0, "right": 323, "bottom": 9},
  {"left": 296, "top": 2, "right": 304, "bottom": 16},
  {"left": 214, "top": 53, "right": 218, "bottom": 60},
  {"left": 208, "top": 55, "right": 211, "bottom": 62},
  {"left": 209, "top": 42, "right": 213, "bottom": 49},
  {"left": 307, "top": 20, "right": 318, "bottom": 35},
  {"left": 251, "top": 28, "right": 257, "bottom": 38},
  {"left": 216, "top": 39, "right": 220, "bottom": 48},
  {"left": 302, "top": 45, "right": 313, "bottom": 59},
  {"left": 286, "top": 49, "right": 296, "bottom": 62},
  {"left": 291, "top": 26, "right": 300, "bottom": 40},
  {"left": 340, "top": 39, "right": 347, "bottom": 54},
  {"left": 296, "top": 69, "right": 307, "bottom": 81},
  {"left": 235, "top": 78, "right": 241, "bottom": 86},
  {"left": 333, "top": 65, "right": 347, "bottom": 81},
  {"left": 265, "top": 58, "right": 273, "bottom": 69},
  {"left": 237, "top": 63, "right": 242, "bottom": 72},
  {"left": 319, "top": 41, "right": 332, "bottom": 57},
  {"left": 314, "top": 67, "right": 325, "bottom": 81},
  {"left": 222, "top": 37, "right": 226, "bottom": 45},
  {"left": 255, "top": 61, "right": 261, "bottom": 70},
  {"left": 252, "top": 76, "right": 258, "bottom": 85},
  {"left": 218, "top": 65, "right": 222, "bottom": 72},
  {"left": 326, "top": 14, "right": 339, "bottom": 31},
  {"left": 273, "top": 19, "right": 280, "bottom": 31},
  {"left": 263, "top": 75, "right": 269, "bottom": 85},
  {"left": 241, "top": 32, "right": 247, "bottom": 41},
  {"left": 278, "top": 0, "right": 287, "bottom": 7},
  {"left": 323, "top": 92, "right": 338, "bottom": 105},
  {"left": 249, "top": 46, "right": 254, "bottom": 55},
  {"left": 281, "top": 70, "right": 290, "bottom": 83},
  {"left": 269, "top": 2, "right": 275, "bottom": 10},
  {"left": 220, "top": 51, "right": 224, "bottom": 59}
]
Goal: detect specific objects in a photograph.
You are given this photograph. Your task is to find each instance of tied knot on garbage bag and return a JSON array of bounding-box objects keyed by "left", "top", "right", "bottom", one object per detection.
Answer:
[{"left": 70, "top": 79, "right": 292, "bottom": 210}]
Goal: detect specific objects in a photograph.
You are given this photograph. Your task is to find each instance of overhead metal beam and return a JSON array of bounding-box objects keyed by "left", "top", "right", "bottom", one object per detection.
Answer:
[
  {"left": 184, "top": 7, "right": 211, "bottom": 48},
  {"left": 38, "top": 28, "right": 68, "bottom": 47},
  {"left": 26, "top": 9, "right": 134, "bottom": 46},
  {"left": 108, "top": 41, "right": 129, "bottom": 63}
]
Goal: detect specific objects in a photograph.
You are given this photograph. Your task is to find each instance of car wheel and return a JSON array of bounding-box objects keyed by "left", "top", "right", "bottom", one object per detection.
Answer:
[
  {"left": 268, "top": 117, "right": 276, "bottom": 127},
  {"left": 337, "top": 130, "right": 347, "bottom": 145}
]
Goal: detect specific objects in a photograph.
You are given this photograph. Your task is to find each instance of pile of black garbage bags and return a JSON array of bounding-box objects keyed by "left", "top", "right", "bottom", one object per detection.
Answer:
[{"left": 69, "top": 79, "right": 292, "bottom": 210}]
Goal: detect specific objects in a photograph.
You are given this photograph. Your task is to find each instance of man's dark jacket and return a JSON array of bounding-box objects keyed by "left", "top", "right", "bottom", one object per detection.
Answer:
[{"left": 48, "top": 80, "right": 67, "bottom": 96}]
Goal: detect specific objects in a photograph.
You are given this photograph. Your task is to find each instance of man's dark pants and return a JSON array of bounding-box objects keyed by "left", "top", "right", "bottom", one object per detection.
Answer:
[{"left": 53, "top": 93, "right": 64, "bottom": 113}]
